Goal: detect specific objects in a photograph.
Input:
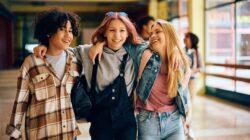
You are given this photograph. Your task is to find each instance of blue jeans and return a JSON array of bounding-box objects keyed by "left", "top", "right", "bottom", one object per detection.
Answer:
[{"left": 137, "top": 109, "right": 185, "bottom": 140}]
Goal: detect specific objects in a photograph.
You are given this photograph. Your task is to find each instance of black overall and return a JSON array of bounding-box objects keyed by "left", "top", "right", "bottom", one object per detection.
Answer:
[{"left": 89, "top": 54, "right": 136, "bottom": 140}]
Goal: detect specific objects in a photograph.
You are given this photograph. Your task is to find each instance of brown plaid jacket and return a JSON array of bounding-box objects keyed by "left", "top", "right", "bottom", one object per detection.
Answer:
[{"left": 6, "top": 51, "right": 81, "bottom": 140}]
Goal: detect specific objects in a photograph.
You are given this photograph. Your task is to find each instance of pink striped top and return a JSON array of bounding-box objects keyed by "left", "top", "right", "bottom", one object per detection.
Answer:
[{"left": 136, "top": 73, "right": 176, "bottom": 112}]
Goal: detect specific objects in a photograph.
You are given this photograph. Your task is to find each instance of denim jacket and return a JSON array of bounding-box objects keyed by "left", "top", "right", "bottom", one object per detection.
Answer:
[{"left": 124, "top": 42, "right": 188, "bottom": 118}]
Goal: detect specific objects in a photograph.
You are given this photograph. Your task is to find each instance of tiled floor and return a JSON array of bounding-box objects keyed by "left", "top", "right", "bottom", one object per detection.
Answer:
[
  {"left": 1, "top": 70, "right": 250, "bottom": 140},
  {"left": 192, "top": 95, "right": 250, "bottom": 140}
]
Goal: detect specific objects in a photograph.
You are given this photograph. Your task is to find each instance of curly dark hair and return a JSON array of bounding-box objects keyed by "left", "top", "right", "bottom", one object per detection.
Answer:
[{"left": 34, "top": 7, "right": 80, "bottom": 47}]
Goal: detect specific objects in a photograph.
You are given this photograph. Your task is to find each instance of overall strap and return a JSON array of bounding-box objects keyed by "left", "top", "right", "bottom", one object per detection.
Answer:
[{"left": 119, "top": 53, "right": 129, "bottom": 75}]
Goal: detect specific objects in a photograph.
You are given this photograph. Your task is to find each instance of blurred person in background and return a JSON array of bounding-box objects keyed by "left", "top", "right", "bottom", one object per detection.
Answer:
[
  {"left": 136, "top": 15, "right": 155, "bottom": 41},
  {"left": 184, "top": 32, "right": 204, "bottom": 140}
]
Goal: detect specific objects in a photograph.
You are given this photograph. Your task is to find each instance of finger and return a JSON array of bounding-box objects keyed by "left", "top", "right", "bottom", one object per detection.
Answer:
[
  {"left": 91, "top": 54, "right": 95, "bottom": 64},
  {"left": 41, "top": 50, "right": 46, "bottom": 58},
  {"left": 98, "top": 53, "right": 101, "bottom": 62},
  {"left": 92, "top": 53, "right": 97, "bottom": 64},
  {"left": 177, "top": 58, "right": 182, "bottom": 71},
  {"left": 175, "top": 58, "right": 180, "bottom": 71},
  {"left": 88, "top": 49, "right": 95, "bottom": 64},
  {"left": 38, "top": 49, "right": 42, "bottom": 58}
]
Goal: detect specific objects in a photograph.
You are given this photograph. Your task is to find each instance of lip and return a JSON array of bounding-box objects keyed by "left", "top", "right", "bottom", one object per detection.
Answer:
[
  {"left": 151, "top": 39, "right": 158, "bottom": 44},
  {"left": 62, "top": 39, "right": 71, "bottom": 44},
  {"left": 112, "top": 39, "right": 122, "bottom": 43}
]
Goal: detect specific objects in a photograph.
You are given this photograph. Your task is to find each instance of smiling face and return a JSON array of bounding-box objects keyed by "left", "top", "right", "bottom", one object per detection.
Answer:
[
  {"left": 48, "top": 20, "right": 73, "bottom": 52},
  {"left": 104, "top": 19, "right": 128, "bottom": 50},
  {"left": 149, "top": 23, "right": 166, "bottom": 53}
]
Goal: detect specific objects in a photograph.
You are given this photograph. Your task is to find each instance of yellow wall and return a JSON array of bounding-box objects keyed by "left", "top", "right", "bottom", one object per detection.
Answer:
[
  {"left": 188, "top": 0, "right": 205, "bottom": 95},
  {"left": 148, "top": 0, "right": 167, "bottom": 19},
  {"left": 148, "top": 0, "right": 158, "bottom": 18}
]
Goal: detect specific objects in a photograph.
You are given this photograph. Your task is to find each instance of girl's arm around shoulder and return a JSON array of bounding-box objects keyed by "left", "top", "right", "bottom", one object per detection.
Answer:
[
  {"left": 71, "top": 44, "right": 92, "bottom": 64},
  {"left": 124, "top": 42, "right": 148, "bottom": 63}
]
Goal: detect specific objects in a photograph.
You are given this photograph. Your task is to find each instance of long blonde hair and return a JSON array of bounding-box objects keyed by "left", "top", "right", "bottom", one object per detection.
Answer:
[{"left": 154, "top": 19, "right": 189, "bottom": 98}]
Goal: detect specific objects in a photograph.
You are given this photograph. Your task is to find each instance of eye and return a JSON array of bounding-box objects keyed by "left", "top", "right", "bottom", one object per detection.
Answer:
[
  {"left": 109, "top": 29, "right": 115, "bottom": 32},
  {"left": 156, "top": 30, "right": 162, "bottom": 34},
  {"left": 120, "top": 29, "right": 126, "bottom": 32},
  {"left": 59, "top": 27, "right": 64, "bottom": 31}
]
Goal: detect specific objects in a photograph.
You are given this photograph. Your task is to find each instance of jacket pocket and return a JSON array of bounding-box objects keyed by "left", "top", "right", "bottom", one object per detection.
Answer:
[
  {"left": 66, "top": 70, "right": 79, "bottom": 94},
  {"left": 32, "top": 73, "right": 56, "bottom": 101}
]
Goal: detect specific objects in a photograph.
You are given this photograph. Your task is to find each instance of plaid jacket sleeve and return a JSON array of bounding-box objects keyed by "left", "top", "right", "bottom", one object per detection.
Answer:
[{"left": 6, "top": 57, "right": 31, "bottom": 139}]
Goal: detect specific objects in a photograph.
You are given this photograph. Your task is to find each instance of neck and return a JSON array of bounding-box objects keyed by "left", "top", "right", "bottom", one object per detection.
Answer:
[
  {"left": 107, "top": 44, "right": 122, "bottom": 51},
  {"left": 158, "top": 51, "right": 168, "bottom": 74},
  {"left": 47, "top": 47, "right": 64, "bottom": 56},
  {"left": 159, "top": 51, "right": 166, "bottom": 63}
]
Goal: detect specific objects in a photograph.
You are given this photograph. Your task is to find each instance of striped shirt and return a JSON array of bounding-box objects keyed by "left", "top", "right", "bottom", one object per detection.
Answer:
[{"left": 6, "top": 51, "right": 81, "bottom": 140}]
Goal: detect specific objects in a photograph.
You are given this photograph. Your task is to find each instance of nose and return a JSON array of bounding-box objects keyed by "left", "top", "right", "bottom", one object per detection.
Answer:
[
  {"left": 114, "top": 31, "right": 120, "bottom": 38},
  {"left": 150, "top": 33, "right": 156, "bottom": 40},
  {"left": 64, "top": 30, "right": 72, "bottom": 37}
]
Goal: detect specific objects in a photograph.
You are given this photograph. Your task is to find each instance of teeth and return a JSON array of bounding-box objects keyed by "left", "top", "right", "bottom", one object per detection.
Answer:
[
  {"left": 63, "top": 40, "right": 70, "bottom": 43},
  {"left": 152, "top": 40, "right": 157, "bottom": 44},
  {"left": 113, "top": 40, "right": 120, "bottom": 42}
]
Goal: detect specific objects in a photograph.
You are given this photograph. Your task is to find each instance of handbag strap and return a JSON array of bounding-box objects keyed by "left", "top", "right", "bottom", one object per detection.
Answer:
[{"left": 90, "top": 56, "right": 99, "bottom": 102}]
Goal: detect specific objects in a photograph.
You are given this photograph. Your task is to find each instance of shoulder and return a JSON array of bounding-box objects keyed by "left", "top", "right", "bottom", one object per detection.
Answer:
[
  {"left": 65, "top": 50, "right": 78, "bottom": 63},
  {"left": 19, "top": 54, "right": 44, "bottom": 77},
  {"left": 22, "top": 54, "right": 45, "bottom": 69},
  {"left": 76, "top": 44, "right": 92, "bottom": 52}
]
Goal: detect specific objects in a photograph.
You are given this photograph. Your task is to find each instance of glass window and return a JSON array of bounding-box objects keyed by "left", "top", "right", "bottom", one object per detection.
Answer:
[
  {"left": 180, "top": 0, "right": 188, "bottom": 15},
  {"left": 236, "top": 1, "right": 250, "bottom": 65},
  {"left": 206, "top": 66, "right": 235, "bottom": 76},
  {"left": 206, "top": 0, "right": 234, "bottom": 8},
  {"left": 171, "top": 18, "right": 180, "bottom": 33},
  {"left": 236, "top": 68, "right": 250, "bottom": 79},
  {"left": 236, "top": 81, "right": 250, "bottom": 95},
  {"left": 206, "top": 76, "right": 235, "bottom": 92},
  {"left": 206, "top": 4, "right": 235, "bottom": 64},
  {"left": 205, "top": 1, "right": 250, "bottom": 96},
  {"left": 170, "top": 17, "right": 188, "bottom": 48},
  {"left": 179, "top": 17, "right": 188, "bottom": 47},
  {"left": 167, "top": 0, "right": 179, "bottom": 19}
]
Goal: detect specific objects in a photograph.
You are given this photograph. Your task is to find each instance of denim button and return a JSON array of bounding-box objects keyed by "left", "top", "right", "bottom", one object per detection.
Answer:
[
  {"left": 112, "top": 89, "right": 115, "bottom": 93},
  {"left": 154, "top": 69, "right": 157, "bottom": 72},
  {"left": 112, "top": 96, "right": 115, "bottom": 100},
  {"left": 120, "top": 73, "right": 124, "bottom": 77}
]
